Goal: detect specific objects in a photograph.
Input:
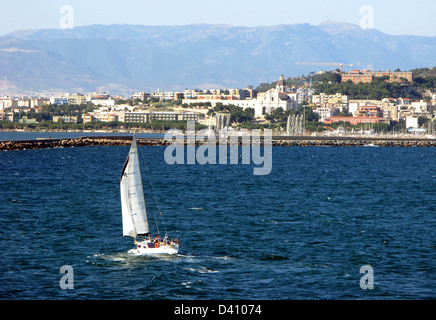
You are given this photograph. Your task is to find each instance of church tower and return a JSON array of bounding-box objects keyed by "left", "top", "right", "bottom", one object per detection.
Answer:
[{"left": 276, "top": 75, "right": 287, "bottom": 93}]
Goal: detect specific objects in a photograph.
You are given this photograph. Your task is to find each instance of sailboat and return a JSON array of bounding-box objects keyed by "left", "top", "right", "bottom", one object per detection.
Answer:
[{"left": 120, "top": 135, "right": 179, "bottom": 255}]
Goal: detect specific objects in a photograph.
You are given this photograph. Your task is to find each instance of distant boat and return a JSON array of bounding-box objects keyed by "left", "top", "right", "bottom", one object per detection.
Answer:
[{"left": 120, "top": 134, "right": 179, "bottom": 255}]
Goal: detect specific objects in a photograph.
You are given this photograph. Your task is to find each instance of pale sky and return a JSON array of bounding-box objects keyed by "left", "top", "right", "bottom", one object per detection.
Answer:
[{"left": 0, "top": 0, "right": 435, "bottom": 37}]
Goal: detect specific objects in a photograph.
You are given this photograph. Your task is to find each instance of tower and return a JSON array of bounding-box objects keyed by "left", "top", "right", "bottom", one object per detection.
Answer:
[{"left": 276, "top": 75, "right": 287, "bottom": 93}]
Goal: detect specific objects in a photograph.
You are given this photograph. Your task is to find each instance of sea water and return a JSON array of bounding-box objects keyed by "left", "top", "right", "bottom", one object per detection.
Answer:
[{"left": 1, "top": 142, "right": 435, "bottom": 299}]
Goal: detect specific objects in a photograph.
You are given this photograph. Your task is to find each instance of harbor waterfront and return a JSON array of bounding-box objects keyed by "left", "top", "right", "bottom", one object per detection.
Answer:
[
  {"left": 2, "top": 1, "right": 436, "bottom": 305},
  {"left": 1, "top": 133, "right": 435, "bottom": 150}
]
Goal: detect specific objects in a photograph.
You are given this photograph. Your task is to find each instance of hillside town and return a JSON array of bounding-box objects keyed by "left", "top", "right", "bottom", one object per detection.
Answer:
[{"left": 1, "top": 69, "right": 435, "bottom": 135}]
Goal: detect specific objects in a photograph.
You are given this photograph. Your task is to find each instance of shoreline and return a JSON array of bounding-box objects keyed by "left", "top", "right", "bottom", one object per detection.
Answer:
[
  {"left": 1, "top": 127, "right": 435, "bottom": 138},
  {"left": 0, "top": 128, "right": 167, "bottom": 134},
  {"left": 1, "top": 135, "right": 435, "bottom": 150}
]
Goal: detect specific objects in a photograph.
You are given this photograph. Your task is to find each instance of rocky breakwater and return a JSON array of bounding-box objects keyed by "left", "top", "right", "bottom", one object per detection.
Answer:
[
  {"left": 0, "top": 136, "right": 208, "bottom": 151},
  {"left": 1, "top": 135, "right": 435, "bottom": 151},
  {"left": 271, "top": 136, "right": 436, "bottom": 147},
  {"left": 1, "top": 136, "right": 141, "bottom": 151}
]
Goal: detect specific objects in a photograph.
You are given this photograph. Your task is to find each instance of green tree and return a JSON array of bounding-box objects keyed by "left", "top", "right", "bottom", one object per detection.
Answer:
[{"left": 212, "top": 103, "right": 255, "bottom": 124}]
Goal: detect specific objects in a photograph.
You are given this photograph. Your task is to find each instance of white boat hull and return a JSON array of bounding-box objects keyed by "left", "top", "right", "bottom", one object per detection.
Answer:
[{"left": 128, "top": 240, "right": 179, "bottom": 255}]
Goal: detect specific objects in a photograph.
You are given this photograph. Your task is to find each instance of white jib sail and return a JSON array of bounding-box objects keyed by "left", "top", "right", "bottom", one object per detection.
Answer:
[{"left": 120, "top": 136, "right": 150, "bottom": 238}]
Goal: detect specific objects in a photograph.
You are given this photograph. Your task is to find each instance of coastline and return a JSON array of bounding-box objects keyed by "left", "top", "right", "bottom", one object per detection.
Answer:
[
  {"left": 1, "top": 133, "right": 435, "bottom": 150},
  {"left": 0, "top": 128, "right": 167, "bottom": 134}
]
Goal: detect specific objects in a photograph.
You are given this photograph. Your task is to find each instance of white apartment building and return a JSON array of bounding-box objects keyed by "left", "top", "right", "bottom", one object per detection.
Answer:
[
  {"left": 312, "top": 92, "right": 349, "bottom": 110},
  {"left": 82, "top": 110, "right": 123, "bottom": 123},
  {"left": 53, "top": 116, "right": 78, "bottom": 123},
  {"left": 411, "top": 100, "right": 430, "bottom": 113},
  {"left": 67, "top": 93, "right": 87, "bottom": 105},
  {"left": 314, "top": 107, "right": 338, "bottom": 120},
  {"left": 89, "top": 98, "right": 115, "bottom": 107},
  {"left": 131, "top": 91, "right": 150, "bottom": 101},
  {"left": 0, "top": 97, "right": 17, "bottom": 110},
  {"left": 184, "top": 89, "right": 203, "bottom": 99},
  {"left": 296, "top": 87, "right": 316, "bottom": 104},
  {"left": 31, "top": 98, "right": 49, "bottom": 108},
  {"left": 406, "top": 116, "right": 419, "bottom": 129}
]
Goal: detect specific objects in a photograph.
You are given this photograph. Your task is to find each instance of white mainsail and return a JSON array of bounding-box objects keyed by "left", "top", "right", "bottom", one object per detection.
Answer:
[{"left": 120, "top": 135, "right": 150, "bottom": 238}]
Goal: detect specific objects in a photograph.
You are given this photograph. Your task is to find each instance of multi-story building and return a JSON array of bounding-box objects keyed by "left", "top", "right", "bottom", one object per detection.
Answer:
[
  {"left": 296, "top": 87, "right": 316, "bottom": 104},
  {"left": 356, "top": 105, "right": 383, "bottom": 118},
  {"left": 82, "top": 112, "right": 120, "bottom": 123},
  {"left": 82, "top": 113, "right": 95, "bottom": 123},
  {"left": 371, "top": 70, "right": 413, "bottom": 83},
  {"left": 382, "top": 104, "right": 399, "bottom": 121},
  {"left": 151, "top": 90, "right": 165, "bottom": 101},
  {"left": 341, "top": 70, "right": 373, "bottom": 84},
  {"left": 124, "top": 111, "right": 198, "bottom": 123},
  {"left": 50, "top": 96, "right": 69, "bottom": 105},
  {"left": 149, "top": 112, "right": 179, "bottom": 121},
  {"left": 7, "top": 112, "right": 17, "bottom": 121},
  {"left": 131, "top": 91, "right": 150, "bottom": 101},
  {"left": 67, "top": 93, "right": 87, "bottom": 105},
  {"left": 341, "top": 69, "right": 413, "bottom": 84},
  {"left": 349, "top": 99, "right": 383, "bottom": 116},
  {"left": 163, "top": 91, "right": 185, "bottom": 101},
  {"left": 89, "top": 98, "right": 115, "bottom": 107},
  {"left": 0, "top": 97, "right": 17, "bottom": 110},
  {"left": 406, "top": 117, "right": 419, "bottom": 129},
  {"left": 323, "top": 116, "right": 387, "bottom": 125},
  {"left": 314, "top": 107, "right": 338, "bottom": 120},
  {"left": 184, "top": 89, "right": 203, "bottom": 99},
  {"left": 19, "top": 116, "right": 37, "bottom": 124},
  {"left": 17, "top": 97, "right": 31, "bottom": 108},
  {"left": 30, "top": 98, "right": 49, "bottom": 108},
  {"left": 381, "top": 98, "right": 413, "bottom": 121},
  {"left": 235, "top": 88, "right": 255, "bottom": 100},
  {"left": 53, "top": 116, "right": 79, "bottom": 123},
  {"left": 164, "top": 92, "right": 176, "bottom": 101},
  {"left": 172, "top": 112, "right": 198, "bottom": 122},
  {"left": 183, "top": 88, "right": 254, "bottom": 102},
  {"left": 313, "top": 92, "right": 349, "bottom": 104},
  {"left": 312, "top": 92, "right": 349, "bottom": 113},
  {"left": 0, "top": 112, "right": 16, "bottom": 121},
  {"left": 124, "top": 112, "right": 147, "bottom": 123}
]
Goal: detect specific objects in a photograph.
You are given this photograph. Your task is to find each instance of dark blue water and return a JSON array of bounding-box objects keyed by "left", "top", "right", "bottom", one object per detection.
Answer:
[{"left": 1, "top": 143, "right": 435, "bottom": 300}]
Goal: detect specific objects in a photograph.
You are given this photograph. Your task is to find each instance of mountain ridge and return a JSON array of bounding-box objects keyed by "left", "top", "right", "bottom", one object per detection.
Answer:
[{"left": 1, "top": 22, "right": 435, "bottom": 95}]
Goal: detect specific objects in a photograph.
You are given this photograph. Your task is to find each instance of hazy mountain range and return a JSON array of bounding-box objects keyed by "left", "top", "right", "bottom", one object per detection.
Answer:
[{"left": 1, "top": 21, "right": 436, "bottom": 95}]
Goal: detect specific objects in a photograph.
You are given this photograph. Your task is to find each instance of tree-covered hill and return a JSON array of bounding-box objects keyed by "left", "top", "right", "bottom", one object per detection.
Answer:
[{"left": 256, "top": 68, "right": 436, "bottom": 101}]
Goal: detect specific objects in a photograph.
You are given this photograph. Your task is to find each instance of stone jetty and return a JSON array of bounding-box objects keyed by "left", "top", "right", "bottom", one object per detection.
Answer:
[
  {"left": 270, "top": 136, "right": 436, "bottom": 147},
  {"left": 1, "top": 135, "right": 435, "bottom": 151}
]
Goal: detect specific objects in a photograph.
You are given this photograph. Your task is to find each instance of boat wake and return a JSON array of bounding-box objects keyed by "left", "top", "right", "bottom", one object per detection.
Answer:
[{"left": 87, "top": 252, "right": 181, "bottom": 267}]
